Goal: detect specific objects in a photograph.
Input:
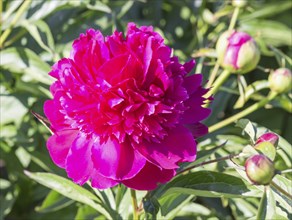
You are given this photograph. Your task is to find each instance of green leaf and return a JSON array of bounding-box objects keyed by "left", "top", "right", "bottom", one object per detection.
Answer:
[
  {"left": 159, "top": 193, "right": 192, "bottom": 216},
  {"left": 241, "top": 2, "right": 292, "bottom": 21},
  {"left": 271, "top": 175, "right": 292, "bottom": 209},
  {"left": 0, "top": 47, "right": 53, "bottom": 85},
  {"left": 24, "top": 171, "right": 112, "bottom": 219},
  {"left": 234, "top": 80, "right": 270, "bottom": 109},
  {"left": 159, "top": 171, "right": 259, "bottom": 199},
  {"left": 75, "top": 205, "right": 100, "bottom": 220},
  {"left": 0, "top": 93, "right": 28, "bottom": 126},
  {"left": 36, "top": 190, "right": 74, "bottom": 213},
  {"left": 143, "top": 196, "right": 160, "bottom": 220},
  {"left": 86, "top": 1, "right": 111, "bottom": 13},
  {"left": 256, "top": 186, "right": 278, "bottom": 220},
  {"left": 256, "top": 188, "right": 268, "bottom": 220},
  {"left": 236, "top": 119, "right": 257, "bottom": 144},
  {"left": 20, "top": 20, "right": 55, "bottom": 55},
  {"left": 239, "top": 20, "right": 292, "bottom": 47}
]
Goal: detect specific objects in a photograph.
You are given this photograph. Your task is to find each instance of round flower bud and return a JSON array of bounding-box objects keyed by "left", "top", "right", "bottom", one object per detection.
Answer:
[
  {"left": 255, "top": 132, "right": 279, "bottom": 147},
  {"left": 232, "top": 0, "right": 248, "bottom": 8},
  {"left": 254, "top": 141, "right": 276, "bottom": 161},
  {"left": 216, "top": 30, "right": 260, "bottom": 74},
  {"left": 268, "top": 68, "right": 292, "bottom": 94},
  {"left": 245, "top": 154, "right": 275, "bottom": 185}
]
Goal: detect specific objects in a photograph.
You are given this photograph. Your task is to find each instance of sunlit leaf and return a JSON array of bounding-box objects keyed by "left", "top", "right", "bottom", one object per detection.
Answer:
[{"left": 24, "top": 171, "right": 112, "bottom": 219}]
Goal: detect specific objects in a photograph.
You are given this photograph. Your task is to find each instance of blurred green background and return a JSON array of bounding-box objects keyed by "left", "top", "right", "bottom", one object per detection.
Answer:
[{"left": 1, "top": 0, "right": 291, "bottom": 219}]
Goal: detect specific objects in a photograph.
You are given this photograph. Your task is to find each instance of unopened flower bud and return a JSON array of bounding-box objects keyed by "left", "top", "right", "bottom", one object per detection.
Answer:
[
  {"left": 268, "top": 68, "right": 292, "bottom": 94},
  {"left": 216, "top": 30, "right": 260, "bottom": 74},
  {"left": 245, "top": 154, "right": 275, "bottom": 185},
  {"left": 232, "top": 0, "right": 248, "bottom": 8},
  {"left": 254, "top": 141, "right": 276, "bottom": 161},
  {"left": 255, "top": 132, "right": 279, "bottom": 147}
]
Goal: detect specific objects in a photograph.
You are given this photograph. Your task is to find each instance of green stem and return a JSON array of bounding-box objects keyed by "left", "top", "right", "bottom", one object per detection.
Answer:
[
  {"left": 209, "top": 92, "right": 278, "bottom": 133},
  {"left": 228, "top": 6, "right": 240, "bottom": 30},
  {"left": 206, "top": 62, "right": 220, "bottom": 89},
  {"left": 0, "top": 0, "right": 32, "bottom": 48},
  {"left": 130, "top": 189, "right": 139, "bottom": 220},
  {"left": 270, "top": 180, "right": 292, "bottom": 200},
  {"left": 206, "top": 69, "right": 231, "bottom": 98},
  {"left": 177, "top": 153, "right": 240, "bottom": 174}
]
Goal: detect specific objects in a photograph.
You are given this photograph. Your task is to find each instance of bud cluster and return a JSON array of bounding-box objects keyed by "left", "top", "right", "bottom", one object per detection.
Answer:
[{"left": 245, "top": 132, "right": 279, "bottom": 185}]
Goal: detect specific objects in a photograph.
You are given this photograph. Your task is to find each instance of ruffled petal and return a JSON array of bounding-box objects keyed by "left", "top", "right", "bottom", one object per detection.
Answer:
[
  {"left": 180, "top": 88, "right": 211, "bottom": 124},
  {"left": 44, "top": 99, "right": 67, "bottom": 131},
  {"left": 135, "top": 125, "right": 197, "bottom": 169},
  {"left": 92, "top": 138, "right": 146, "bottom": 180},
  {"left": 122, "top": 162, "right": 175, "bottom": 190},
  {"left": 91, "top": 169, "right": 119, "bottom": 189},
  {"left": 46, "top": 129, "right": 78, "bottom": 168},
  {"left": 66, "top": 133, "right": 93, "bottom": 185}
]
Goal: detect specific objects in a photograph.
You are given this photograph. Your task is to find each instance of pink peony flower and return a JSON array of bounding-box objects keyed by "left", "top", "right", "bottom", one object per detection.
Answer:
[{"left": 44, "top": 23, "right": 211, "bottom": 190}]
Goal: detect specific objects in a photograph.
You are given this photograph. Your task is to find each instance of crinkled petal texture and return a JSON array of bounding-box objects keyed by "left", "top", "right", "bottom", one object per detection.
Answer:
[{"left": 44, "top": 23, "right": 211, "bottom": 190}]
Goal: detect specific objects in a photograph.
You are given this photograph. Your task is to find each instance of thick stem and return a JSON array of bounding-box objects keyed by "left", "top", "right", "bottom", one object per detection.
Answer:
[
  {"left": 130, "top": 189, "right": 139, "bottom": 220},
  {"left": 209, "top": 92, "right": 278, "bottom": 133},
  {"left": 0, "top": 0, "right": 32, "bottom": 48},
  {"left": 228, "top": 6, "right": 240, "bottom": 31}
]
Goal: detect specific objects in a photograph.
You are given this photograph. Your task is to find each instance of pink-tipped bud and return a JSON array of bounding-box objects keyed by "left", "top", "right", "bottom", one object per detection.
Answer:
[
  {"left": 255, "top": 132, "right": 279, "bottom": 147},
  {"left": 268, "top": 68, "right": 292, "bottom": 94},
  {"left": 245, "top": 154, "right": 275, "bottom": 185},
  {"left": 216, "top": 30, "right": 260, "bottom": 74}
]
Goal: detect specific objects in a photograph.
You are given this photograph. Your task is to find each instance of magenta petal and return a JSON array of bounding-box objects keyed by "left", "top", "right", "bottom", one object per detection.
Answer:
[
  {"left": 66, "top": 133, "right": 93, "bottom": 185},
  {"left": 44, "top": 100, "right": 67, "bottom": 130},
  {"left": 92, "top": 139, "right": 146, "bottom": 180},
  {"left": 122, "top": 162, "right": 175, "bottom": 190},
  {"left": 184, "top": 123, "right": 208, "bottom": 138},
  {"left": 135, "top": 125, "right": 197, "bottom": 169},
  {"left": 91, "top": 169, "right": 119, "bottom": 189},
  {"left": 183, "top": 74, "right": 203, "bottom": 95},
  {"left": 46, "top": 130, "right": 78, "bottom": 168}
]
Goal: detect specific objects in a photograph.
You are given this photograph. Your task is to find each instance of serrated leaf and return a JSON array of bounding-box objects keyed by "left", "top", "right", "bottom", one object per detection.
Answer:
[
  {"left": 24, "top": 171, "right": 112, "bottom": 219},
  {"left": 159, "top": 171, "right": 259, "bottom": 199}
]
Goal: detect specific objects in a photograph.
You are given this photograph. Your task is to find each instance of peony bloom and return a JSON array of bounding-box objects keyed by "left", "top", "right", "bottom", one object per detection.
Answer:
[
  {"left": 44, "top": 23, "right": 211, "bottom": 190},
  {"left": 216, "top": 30, "right": 260, "bottom": 74}
]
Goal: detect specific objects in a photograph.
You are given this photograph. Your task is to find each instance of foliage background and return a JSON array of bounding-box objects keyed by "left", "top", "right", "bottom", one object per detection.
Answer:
[{"left": 0, "top": 0, "right": 291, "bottom": 219}]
